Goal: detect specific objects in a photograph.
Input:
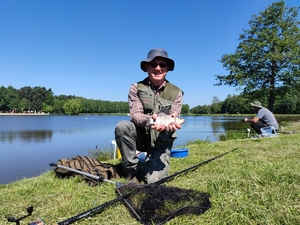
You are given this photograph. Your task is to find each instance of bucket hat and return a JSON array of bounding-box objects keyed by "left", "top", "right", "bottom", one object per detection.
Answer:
[
  {"left": 140, "top": 48, "right": 175, "bottom": 72},
  {"left": 250, "top": 101, "right": 263, "bottom": 108}
]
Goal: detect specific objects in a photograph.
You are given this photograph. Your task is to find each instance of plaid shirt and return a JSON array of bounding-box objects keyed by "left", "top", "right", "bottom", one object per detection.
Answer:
[{"left": 128, "top": 80, "right": 183, "bottom": 127}]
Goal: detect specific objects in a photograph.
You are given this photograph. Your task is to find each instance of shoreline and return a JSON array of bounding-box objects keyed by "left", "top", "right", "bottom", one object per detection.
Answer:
[{"left": 0, "top": 113, "right": 49, "bottom": 116}]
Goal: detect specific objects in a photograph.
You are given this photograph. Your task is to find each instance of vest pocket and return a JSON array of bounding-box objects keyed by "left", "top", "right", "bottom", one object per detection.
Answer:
[
  {"left": 138, "top": 91, "right": 154, "bottom": 112},
  {"left": 157, "top": 98, "right": 173, "bottom": 114}
]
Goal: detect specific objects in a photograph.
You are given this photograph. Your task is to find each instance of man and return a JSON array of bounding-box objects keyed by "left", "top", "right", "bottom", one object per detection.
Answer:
[
  {"left": 242, "top": 100, "right": 278, "bottom": 134},
  {"left": 115, "top": 48, "right": 183, "bottom": 184}
]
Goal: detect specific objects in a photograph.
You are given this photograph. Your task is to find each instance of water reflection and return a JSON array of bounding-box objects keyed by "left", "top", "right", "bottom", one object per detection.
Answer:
[
  {"left": 211, "top": 116, "right": 246, "bottom": 131},
  {"left": 0, "top": 130, "right": 53, "bottom": 143}
]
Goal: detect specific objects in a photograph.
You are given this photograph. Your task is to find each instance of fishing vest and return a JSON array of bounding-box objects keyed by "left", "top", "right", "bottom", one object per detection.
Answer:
[{"left": 137, "top": 78, "right": 182, "bottom": 148}]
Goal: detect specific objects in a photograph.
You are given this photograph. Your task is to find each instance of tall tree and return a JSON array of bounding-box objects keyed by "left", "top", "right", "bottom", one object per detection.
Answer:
[
  {"left": 0, "top": 86, "right": 7, "bottom": 111},
  {"left": 221, "top": 94, "right": 249, "bottom": 114},
  {"left": 52, "top": 99, "right": 65, "bottom": 114},
  {"left": 63, "top": 98, "right": 82, "bottom": 115},
  {"left": 215, "top": 1, "right": 300, "bottom": 111},
  {"left": 210, "top": 96, "right": 222, "bottom": 114},
  {"left": 181, "top": 104, "right": 190, "bottom": 114},
  {"left": 19, "top": 98, "right": 29, "bottom": 112},
  {"left": 6, "top": 86, "right": 19, "bottom": 112}
]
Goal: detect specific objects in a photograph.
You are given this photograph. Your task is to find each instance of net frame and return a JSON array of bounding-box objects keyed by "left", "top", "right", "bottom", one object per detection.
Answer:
[{"left": 116, "top": 183, "right": 211, "bottom": 225}]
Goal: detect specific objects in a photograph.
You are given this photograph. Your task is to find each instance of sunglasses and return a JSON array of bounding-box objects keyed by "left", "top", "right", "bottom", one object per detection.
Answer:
[{"left": 149, "top": 63, "right": 168, "bottom": 68}]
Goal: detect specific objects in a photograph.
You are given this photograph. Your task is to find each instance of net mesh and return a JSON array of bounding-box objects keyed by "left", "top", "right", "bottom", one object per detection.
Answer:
[{"left": 116, "top": 183, "right": 211, "bottom": 225}]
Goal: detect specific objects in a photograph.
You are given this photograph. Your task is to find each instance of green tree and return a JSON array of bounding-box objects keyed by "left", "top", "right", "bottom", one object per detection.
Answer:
[
  {"left": 97, "top": 100, "right": 107, "bottom": 113},
  {"left": 10, "top": 94, "right": 20, "bottom": 112},
  {"left": 274, "top": 94, "right": 298, "bottom": 113},
  {"left": 181, "top": 104, "right": 190, "bottom": 114},
  {"left": 190, "top": 105, "right": 211, "bottom": 114},
  {"left": 52, "top": 99, "right": 65, "bottom": 114},
  {"left": 19, "top": 98, "right": 29, "bottom": 112},
  {"left": 80, "top": 98, "right": 92, "bottom": 113},
  {"left": 0, "top": 86, "right": 8, "bottom": 111},
  {"left": 210, "top": 96, "right": 222, "bottom": 114},
  {"left": 63, "top": 98, "right": 82, "bottom": 115},
  {"left": 18, "top": 86, "right": 32, "bottom": 100},
  {"left": 18, "top": 86, "right": 33, "bottom": 110},
  {"left": 215, "top": 1, "right": 300, "bottom": 112},
  {"left": 42, "top": 102, "right": 53, "bottom": 113},
  {"left": 221, "top": 94, "right": 249, "bottom": 114},
  {"left": 43, "top": 90, "right": 54, "bottom": 109},
  {"left": 31, "top": 87, "right": 52, "bottom": 112},
  {"left": 6, "top": 86, "right": 19, "bottom": 112}
]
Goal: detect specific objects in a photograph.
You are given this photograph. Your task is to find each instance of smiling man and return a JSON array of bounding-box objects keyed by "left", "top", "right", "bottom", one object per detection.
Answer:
[{"left": 115, "top": 48, "right": 183, "bottom": 184}]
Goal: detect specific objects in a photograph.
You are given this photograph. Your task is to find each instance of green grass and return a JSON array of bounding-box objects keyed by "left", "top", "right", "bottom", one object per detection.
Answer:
[
  {"left": 1, "top": 122, "right": 299, "bottom": 224},
  {"left": 88, "top": 148, "right": 114, "bottom": 161},
  {"left": 218, "top": 130, "right": 246, "bottom": 141}
]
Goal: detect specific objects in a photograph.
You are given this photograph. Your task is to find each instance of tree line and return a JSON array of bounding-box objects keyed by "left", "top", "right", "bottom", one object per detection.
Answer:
[
  {"left": 0, "top": 86, "right": 130, "bottom": 115},
  {"left": 0, "top": 85, "right": 299, "bottom": 115},
  {"left": 190, "top": 93, "right": 300, "bottom": 114}
]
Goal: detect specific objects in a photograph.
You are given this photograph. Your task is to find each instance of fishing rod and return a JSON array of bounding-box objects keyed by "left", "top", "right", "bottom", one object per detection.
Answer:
[
  {"left": 49, "top": 163, "right": 123, "bottom": 187},
  {"left": 156, "top": 147, "right": 238, "bottom": 185},
  {"left": 183, "top": 130, "right": 251, "bottom": 133},
  {"left": 50, "top": 147, "right": 238, "bottom": 224}
]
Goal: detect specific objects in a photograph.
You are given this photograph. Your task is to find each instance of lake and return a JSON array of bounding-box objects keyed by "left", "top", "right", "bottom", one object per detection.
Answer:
[{"left": 0, "top": 115, "right": 297, "bottom": 184}]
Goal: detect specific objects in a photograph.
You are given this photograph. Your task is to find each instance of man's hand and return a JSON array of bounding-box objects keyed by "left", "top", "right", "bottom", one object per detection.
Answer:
[{"left": 150, "top": 113, "right": 181, "bottom": 132}]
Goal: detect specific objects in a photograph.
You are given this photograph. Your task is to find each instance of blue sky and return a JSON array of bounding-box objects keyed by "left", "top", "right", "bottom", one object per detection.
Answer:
[{"left": 1, "top": 0, "right": 299, "bottom": 108}]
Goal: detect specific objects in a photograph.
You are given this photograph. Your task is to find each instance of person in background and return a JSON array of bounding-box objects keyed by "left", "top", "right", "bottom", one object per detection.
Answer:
[
  {"left": 242, "top": 100, "right": 278, "bottom": 134},
  {"left": 115, "top": 48, "right": 183, "bottom": 184}
]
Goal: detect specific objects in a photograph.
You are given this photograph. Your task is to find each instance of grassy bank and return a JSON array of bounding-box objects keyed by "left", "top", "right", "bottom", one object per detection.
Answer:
[{"left": 1, "top": 122, "right": 299, "bottom": 225}]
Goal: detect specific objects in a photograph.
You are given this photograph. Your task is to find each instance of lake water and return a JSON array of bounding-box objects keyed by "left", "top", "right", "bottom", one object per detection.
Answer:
[{"left": 0, "top": 115, "right": 297, "bottom": 184}]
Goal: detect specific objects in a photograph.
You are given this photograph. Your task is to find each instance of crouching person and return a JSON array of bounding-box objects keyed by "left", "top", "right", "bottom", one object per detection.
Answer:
[
  {"left": 114, "top": 48, "right": 183, "bottom": 184},
  {"left": 242, "top": 101, "right": 278, "bottom": 134}
]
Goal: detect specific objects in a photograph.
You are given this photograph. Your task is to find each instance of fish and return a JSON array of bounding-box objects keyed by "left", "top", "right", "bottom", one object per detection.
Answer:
[{"left": 146, "top": 113, "right": 185, "bottom": 127}]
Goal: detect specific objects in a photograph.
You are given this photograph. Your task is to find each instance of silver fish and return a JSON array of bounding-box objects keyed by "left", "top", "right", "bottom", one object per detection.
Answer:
[{"left": 146, "top": 114, "right": 185, "bottom": 127}]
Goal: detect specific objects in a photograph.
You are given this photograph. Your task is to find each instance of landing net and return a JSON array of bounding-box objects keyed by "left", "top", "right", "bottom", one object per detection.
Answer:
[{"left": 116, "top": 183, "right": 211, "bottom": 225}]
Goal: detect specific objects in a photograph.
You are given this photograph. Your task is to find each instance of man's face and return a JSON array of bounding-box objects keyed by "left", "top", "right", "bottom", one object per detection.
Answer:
[
  {"left": 253, "top": 106, "right": 260, "bottom": 112},
  {"left": 144, "top": 57, "right": 168, "bottom": 86}
]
